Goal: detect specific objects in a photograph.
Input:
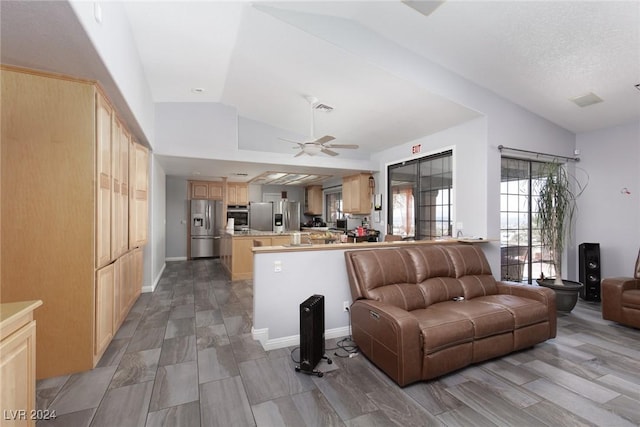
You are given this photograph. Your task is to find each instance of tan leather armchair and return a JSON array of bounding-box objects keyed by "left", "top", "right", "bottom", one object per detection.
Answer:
[{"left": 601, "top": 249, "right": 640, "bottom": 329}]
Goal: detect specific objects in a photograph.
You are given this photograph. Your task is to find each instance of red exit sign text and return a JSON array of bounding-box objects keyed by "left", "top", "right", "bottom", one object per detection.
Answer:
[{"left": 412, "top": 144, "right": 421, "bottom": 154}]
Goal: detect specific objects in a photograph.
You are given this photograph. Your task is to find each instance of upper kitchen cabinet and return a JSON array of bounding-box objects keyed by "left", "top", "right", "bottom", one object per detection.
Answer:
[
  {"left": 1, "top": 67, "right": 148, "bottom": 378},
  {"left": 304, "top": 185, "right": 323, "bottom": 215},
  {"left": 190, "top": 180, "right": 224, "bottom": 200},
  {"left": 227, "top": 182, "right": 249, "bottom": 205},
  {"left": 343, "top": 173, "right": 373, "bottom": 215}
]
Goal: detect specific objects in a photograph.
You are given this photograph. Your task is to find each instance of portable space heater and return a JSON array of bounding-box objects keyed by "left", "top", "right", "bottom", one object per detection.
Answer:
[{"left": 295, "top": 294, "right": 332, "bottom": 377}]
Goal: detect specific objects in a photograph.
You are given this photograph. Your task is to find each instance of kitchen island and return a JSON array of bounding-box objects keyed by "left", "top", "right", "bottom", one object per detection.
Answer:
[
  {"left": 251, "top": 238, "right": 494, "bottom": 351},
  {"left": 221, "top": 229, "right": 345, "bottom": 280},
  {"left": 220, "top": 230, "right": 296, "bottom": 281}
]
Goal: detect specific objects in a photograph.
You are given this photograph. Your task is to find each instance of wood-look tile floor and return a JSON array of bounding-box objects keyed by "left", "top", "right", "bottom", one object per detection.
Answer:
[{"left": 36, "top": 259, "right": 640, "bottom": 426}]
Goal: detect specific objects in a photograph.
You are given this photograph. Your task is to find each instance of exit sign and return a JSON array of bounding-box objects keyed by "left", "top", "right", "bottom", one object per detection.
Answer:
[{"left": 412, "top": 144, "right": 422, "bottom": 154}]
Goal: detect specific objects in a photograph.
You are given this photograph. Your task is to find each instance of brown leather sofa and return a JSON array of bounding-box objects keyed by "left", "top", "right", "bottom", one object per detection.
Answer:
[
  {"left": 601, "top": 249, "right": 640, "bottom": 328},
  {"left": 344, "top": 244, "right": 556, "bottom": 386}
]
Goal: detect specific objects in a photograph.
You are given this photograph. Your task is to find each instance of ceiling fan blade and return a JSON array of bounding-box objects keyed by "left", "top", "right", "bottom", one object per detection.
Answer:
[
  {"left": 278, "top": 137, "right": 303, "bottom": 145},
  {"left": 313, "top": 135, "right": 335, "bottom": 145},
  {"left": 321, "top": 148, "right": 339, "bottom": 156},
  {"left": 294, "top": 150, "right": 306, "bottom": 157},
  {"left": 325, "top": 144, "right": 359, "bottom": 149}
]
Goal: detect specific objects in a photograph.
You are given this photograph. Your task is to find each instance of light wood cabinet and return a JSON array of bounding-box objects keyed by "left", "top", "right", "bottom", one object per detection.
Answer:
[
  {"left": 227, "top": 182, "right": 249, "bottom": 205},
  {"left": 0, "top": 301, "right": 41, "bottom": 427},
  {"left": 343, "top": 173, "right": 372, "bottom": 215},
  {"left": 190, "top": 180, "right": 224, "bottom": 200},
  {"left": 304, "top": 185, "right": 323, "bottom": 215},
  {"left": 271, "top": 236, "right": 291, "bottom": 246},
  {"left": 95, "top": 264, "right": 115, "bottom": 362},
  {"left": 1, "top": 67, "right": 147, "bottom": 378},
  {"left": 129, "top": 141, "right": 149, "bottom": 248},
  {"left": 96, "top": 93, "right": 112, "bottom": 269},
  {"left": 222, "top": 234, "right": 293, "bottom": 280},
  {"left": 208, "top": 182, "right": 224, "bottom": 200}
]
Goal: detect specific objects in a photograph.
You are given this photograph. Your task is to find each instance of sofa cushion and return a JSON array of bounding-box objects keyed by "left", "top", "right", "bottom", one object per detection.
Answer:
[
  {"left": 622, "top": 289, "right": 640, "bottom": 310},
  {"left": 368, "top": 283, "right": 427, "bottom": 312},
  {"left": 444, "top": 245, "right": 493, "bottom": 278},
  {"left": 434, "top": 300, "right": 514, "bottom": 339},
  {"left": 347, "top": 249, "right": 424, "bottom": 309},
  {"left": 413, "top": 307, "right": 474, "bottom": 354},
  {"left": 406, "top": 246, "right": 456, "bottom": 282},
  {"left": 418, "top": 277, "right": 465, "bottom": 306},
  {"left": 459, "top": 275, "right": 499, "bottom": 299},
  {"left": 473, "top": 294, "right": 549, "bottom": 328}
]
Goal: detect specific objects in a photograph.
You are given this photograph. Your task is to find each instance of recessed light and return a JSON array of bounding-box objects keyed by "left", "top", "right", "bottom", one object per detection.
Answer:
[{"left": 191, "top": 88, "right": 206, "bottom": 94}]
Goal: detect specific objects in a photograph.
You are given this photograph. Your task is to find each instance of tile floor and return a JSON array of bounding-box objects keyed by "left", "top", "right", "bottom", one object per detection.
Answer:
[{"left": 36, "top": 259, "right": 640, "bottom": 426}]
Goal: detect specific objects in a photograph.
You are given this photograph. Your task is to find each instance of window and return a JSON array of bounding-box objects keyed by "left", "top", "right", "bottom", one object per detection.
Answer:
[
  {"left": 500, "top": 157, "right": 555, "bottom": 283},
  {"left": 388, "top": 150, "right": 452, "bottom": 239},
  {"left": 325, "top": 190, "right": 342, "bottom": 222}
]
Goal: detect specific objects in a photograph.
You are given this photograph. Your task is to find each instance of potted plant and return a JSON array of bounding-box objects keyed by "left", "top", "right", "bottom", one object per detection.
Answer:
[{"left": 535, "top": 160, "right": 586, "bottom": 312}]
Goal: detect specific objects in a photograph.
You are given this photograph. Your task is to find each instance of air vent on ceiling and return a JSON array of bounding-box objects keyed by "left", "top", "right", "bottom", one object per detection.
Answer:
[
  {"left": 314, "top": 103, "right": 334, "bottom": 112},
  {"left": 570, "top": 92, "right": 603, "bottom": 108},
  {"left": 402, "top": 0, "right": 446, "bottom": 17}
]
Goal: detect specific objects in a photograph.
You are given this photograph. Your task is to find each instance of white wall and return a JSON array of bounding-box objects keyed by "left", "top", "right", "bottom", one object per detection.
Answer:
[
  {"left": 68, "top": 1, "right": 155, "bottom": 144},
  {"left": 166, "top": 177, "right": 189, "bottom": 260},
  {"left": 144, "top": 155, "right": 167, "bottom": 292},
  {"left": 576, "top": 121, "right": 640, "bottom": 278}
]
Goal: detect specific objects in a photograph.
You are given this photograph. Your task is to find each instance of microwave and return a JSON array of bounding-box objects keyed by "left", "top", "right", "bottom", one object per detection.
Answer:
[
  {"left": 335, "top": 218, "right": 362, "bottom": 232},
  {"left": 227, "top": 205, "right": 249, "bottom": 230}
]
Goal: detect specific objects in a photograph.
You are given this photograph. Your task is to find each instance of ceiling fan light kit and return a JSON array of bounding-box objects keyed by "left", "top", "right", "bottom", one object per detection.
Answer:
[{"left": 279, "top": 95, "right": 359, "bottom": 157}]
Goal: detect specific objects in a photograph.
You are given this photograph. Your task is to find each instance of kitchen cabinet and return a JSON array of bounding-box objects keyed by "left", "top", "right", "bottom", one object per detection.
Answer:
[
  {"left": 342, "top": 173, "right": 372, "bottom": 215},
  {"left": 222, "top": 233, "right": 293, "bottom": 280},
  {"left": 129, "top": 141, "right": 149, "bottom": 248},
  {"left": 1, "top": 67, "right": 147, "bottom": 378},
  {"left": 0, "top": 300, "right": 42, "bottom": 427},
  {"left": 113, "top": 119, "right": 130, "bottom": 258},
  {"left": 95, "top": 263, "right": 115, "bottom": 361},
  {"left": 190, "top": 180, "right": 224, "bottom": 200},
  {"left": 227, "top": 182, "right": 249, "bottom": 205},
  {"left": 96, "top": 92, "right": 112, "bottom": 269},
  {"left": 304, "top": 185, "right": 323, "bottom": 215}
]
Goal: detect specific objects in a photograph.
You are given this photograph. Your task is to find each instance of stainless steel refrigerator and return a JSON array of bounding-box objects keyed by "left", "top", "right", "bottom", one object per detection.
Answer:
[
  {"left": 249, "top": 202, "right": 273, "bottom": 232},
  {"left": 273, "top": 200, "right": 300, "bottom": 233},
  {"left": 190, "top": 199, "right": 223, "bottom": 258}
]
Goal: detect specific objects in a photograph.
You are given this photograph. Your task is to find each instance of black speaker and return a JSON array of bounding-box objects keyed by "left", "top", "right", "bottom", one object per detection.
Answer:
[{"left": 579, "top": 243, "right": 601, "bottom": 301}]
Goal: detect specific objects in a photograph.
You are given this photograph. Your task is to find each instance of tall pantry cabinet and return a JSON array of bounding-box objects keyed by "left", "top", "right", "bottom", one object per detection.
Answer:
[{"left": 1, "top": 67, "right": 149, "bottom": 378}]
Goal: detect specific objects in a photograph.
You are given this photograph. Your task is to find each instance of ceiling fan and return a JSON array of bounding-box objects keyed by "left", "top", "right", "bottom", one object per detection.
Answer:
[{"left": 279, "top": 96, "right": 359, "bottom": 157}]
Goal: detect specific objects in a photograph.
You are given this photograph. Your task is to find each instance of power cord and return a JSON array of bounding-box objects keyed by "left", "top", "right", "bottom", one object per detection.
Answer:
[
  {"left": 291, "top": 306, "right": 360, "bottom": 362},
  {"left": 325, "top": 306, "right": 359, "bottom": 358}
]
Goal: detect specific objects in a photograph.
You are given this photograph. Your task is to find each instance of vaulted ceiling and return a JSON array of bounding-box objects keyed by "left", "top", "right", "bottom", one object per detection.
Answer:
[{"left": 2, "top": 1, "right": 638, "bottom": 180}]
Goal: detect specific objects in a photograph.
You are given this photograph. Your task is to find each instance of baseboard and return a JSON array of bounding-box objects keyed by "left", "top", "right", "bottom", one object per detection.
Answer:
[
  {"left": 166, "top": 256, "right": 187, "bottom": 261},
  {"left": 142, "top": 262, "right": 166, "bottom": 293},
  {"left": 252, "top": 326, "right": 351, "bottom": 351}
]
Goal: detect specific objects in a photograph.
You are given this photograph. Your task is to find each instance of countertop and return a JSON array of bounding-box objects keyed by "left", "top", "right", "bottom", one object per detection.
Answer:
[
  {"left": 1, "top": 300, "right": 42, "bottom": 337},
  {"left": 224, "top": 229, "right": 297, "bottom": 237},
  {"left": 253, "top": 237, "right": 489, "bottom": 254}
]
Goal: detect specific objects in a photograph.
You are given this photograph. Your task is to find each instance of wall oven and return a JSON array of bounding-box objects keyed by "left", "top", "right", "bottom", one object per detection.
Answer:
[{"left": 227, "top": 205, "right": 249, "bottom": 231}]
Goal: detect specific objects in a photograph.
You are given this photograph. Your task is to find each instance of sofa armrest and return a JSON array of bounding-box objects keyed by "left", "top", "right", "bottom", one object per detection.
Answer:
[
  {"left": 602, "top": 277, "right": 640, "bottom": 321},
  {"left": 350, "top": 299, "right": 422, "bottom": 386},
  {"left": 496, "top": 281, "right": 557, "bottom": 338}
]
